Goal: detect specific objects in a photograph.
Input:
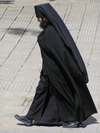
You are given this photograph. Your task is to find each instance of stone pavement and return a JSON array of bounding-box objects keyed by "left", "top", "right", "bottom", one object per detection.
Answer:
[{"left": 0, "top": 0, "right": 100, "bottom": 132}]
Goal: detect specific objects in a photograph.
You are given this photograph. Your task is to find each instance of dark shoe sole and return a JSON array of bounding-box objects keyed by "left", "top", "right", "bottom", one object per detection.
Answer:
[
  {"left": 63, "top": 122, "right": 83, "bottom": 128},
  {"left": 14, "top": 115, "right": 32, "bottom": 126}
]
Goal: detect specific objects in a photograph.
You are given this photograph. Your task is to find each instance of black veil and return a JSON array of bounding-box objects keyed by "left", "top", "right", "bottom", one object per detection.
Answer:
[{"left": 34, "top": 3, "right": 88, "bottom": 83}]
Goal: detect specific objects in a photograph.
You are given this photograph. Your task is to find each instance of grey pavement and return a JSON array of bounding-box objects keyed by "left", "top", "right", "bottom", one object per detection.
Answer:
[{"left": 0, "top": 0, "right": 100, "bottom": 132}]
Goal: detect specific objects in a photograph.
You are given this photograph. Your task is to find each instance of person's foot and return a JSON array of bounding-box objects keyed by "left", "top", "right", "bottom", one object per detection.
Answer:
[
  {"left": 14, "top": 114, "right": 32, "bottom": 126},
  {"left": 63, "top": 121, "right": 83, "bottom": 128}
]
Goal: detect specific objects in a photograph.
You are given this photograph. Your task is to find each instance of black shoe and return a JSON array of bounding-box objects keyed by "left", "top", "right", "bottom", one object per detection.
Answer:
[
  {"left": 14, "top": 114, "right": 32, "bottom": 126},
  {"left": 63, "top": 121, "right": 83, "bottom": 128}
]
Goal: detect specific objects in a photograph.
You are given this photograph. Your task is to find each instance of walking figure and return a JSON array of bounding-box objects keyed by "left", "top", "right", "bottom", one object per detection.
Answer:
[{"left": 15, "top": 3, "right": 97, "bottom": 128}]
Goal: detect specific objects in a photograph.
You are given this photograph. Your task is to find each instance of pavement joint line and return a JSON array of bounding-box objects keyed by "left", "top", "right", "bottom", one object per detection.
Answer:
[
  {"left": 75, "top": 0, "right": 88, "bottom": 44},
  {"left": 64, "top": 0, "right": 73, "bottom": 24},
  {"left": 87, "top": 4, "right": 100, "bottom": 67},
  {"left": 63, "top": 5, "right": 69, "bottom": 22},
  {"left": 0, "top": 5, "right": 9, "bottom": 20},
  {"left": 0, "top": 6, "right": 24, "bottom": 42}
]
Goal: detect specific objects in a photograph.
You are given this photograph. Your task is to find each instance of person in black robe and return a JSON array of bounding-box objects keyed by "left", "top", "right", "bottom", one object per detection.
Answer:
[{"left": 15, "top": 3, "right": 97, "bottom": 128}]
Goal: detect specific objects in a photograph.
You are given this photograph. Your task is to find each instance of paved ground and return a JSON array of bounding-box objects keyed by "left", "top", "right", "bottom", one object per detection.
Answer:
[{"left": 0, "top": 0, "right": 100, "bottom": 132}]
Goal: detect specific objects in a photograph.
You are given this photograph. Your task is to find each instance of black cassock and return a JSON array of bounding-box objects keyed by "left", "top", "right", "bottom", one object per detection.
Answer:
[{"left": 26, "top": 24, "right": 97, "bottom": 124}]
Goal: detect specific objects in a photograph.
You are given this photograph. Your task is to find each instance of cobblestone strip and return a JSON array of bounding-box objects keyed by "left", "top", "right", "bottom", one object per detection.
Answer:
[
  {"left": 0, "top": 5, "right": 9, "bottom": 19},
  {"left": 75, "top": 0, "right": 88, "bottom": 43},
  {"left": 87, "top": 5, "right": 100, "bottom": 67},
  {"left": 0, "top": 6, "right": 24, "bottom": 41},
  {"left": 53, "top": 0, "right": 69, "bottom": 20},
  {"left": 64, "top": 0, "right": 73, "bottom": 24},
  {"left": 75, "top": 0, "right": 100, "bottom": 65}
]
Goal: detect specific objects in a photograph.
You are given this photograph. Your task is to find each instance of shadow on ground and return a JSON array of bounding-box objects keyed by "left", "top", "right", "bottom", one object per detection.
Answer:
[
  {"left": 16, "top": 116, "right": 98, "bottom": 128},
  {"left": 0, "top": 0, "right": 14, "bottom": 4},
  {"left": 7, "top": 28, "right": 41, "bottom": 36},
  {"left": 83, "top": 116, "right": 99, "bottom": 127}
]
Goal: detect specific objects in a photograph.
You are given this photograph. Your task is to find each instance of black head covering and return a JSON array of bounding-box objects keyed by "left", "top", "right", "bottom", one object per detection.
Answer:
[
  {"left": 34, "top": 3, "right": 88, "bottom": 83},
  {"left": 34, "top": 5, "right": 44, "bottom": 18}
]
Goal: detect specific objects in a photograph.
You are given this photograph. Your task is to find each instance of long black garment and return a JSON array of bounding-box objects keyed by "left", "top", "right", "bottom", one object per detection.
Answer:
[{"left": 26, "top": 25, "right": 97, "bottom": 123}]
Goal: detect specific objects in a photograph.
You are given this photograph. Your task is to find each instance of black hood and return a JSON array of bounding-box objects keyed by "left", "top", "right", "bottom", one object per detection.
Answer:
[{"left": 34, "top": 5, "right": 44, "bottom": 18}]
